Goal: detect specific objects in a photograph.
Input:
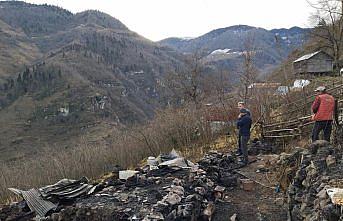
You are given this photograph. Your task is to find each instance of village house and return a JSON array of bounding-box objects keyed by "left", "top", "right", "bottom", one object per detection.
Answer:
[{"left": 293, "top": 51, "right": 333, "bottom": 75}]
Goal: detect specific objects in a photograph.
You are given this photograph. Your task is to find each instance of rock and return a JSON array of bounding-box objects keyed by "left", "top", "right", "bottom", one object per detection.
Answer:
[
  {"left": 153, "top": 201, "right": 169, "bottom": 213},
  {"left": 219, "top": 175, "right": 237, "bottom": 187},
  {"left": 143, "top": 212, "right": 164, "bottom": 220},
  {"left": 316, "top": 188, "right": 327, "bottom": 200},
  {"left": 230, "top": 213, "right": 238, "bottom": 221},
  {"left": 214, "top": 185, "right": 225, "bottom": 192},
  {"left": 288, "top": 141, "right": 343, "bottom": 221},
  {"left": 326, "top": 155, "right": 336, "bottom": 167},
  {"left": 50, "top": 213, "right": 59, "bottom": 221},
  {"left": 322, "top": 204, "right": 340, "bottom": 220},
  {"left": 195, "top": 187, "right": 206, "bottom": 195},
  {"left": 319, "top": 199, "right": 330, "bottom": 209},
  {"left": 309, "top": 140, "right": 330, "bottom": 154},
  {"left": 240, "top": 179, "right": 255, "bottom": 191},
  {"left": 163, "top": 192, "right": 182, "bottom": 205},
  {"left": 167, "top": 185, "right": 184, "bottom": 196},
  {"left": 274, "top": 197, "right": 284, "bottom": 206},
  {"left": 202, "top": 202, "right": 215, "bottom": 219},
  {"left": 185, "top": 194, "right": 201, "bottom": 202},
  {"left": 176, "top": 204, "right": 193, "bottom": 217},
  {"left": 166, "top": 209, "right": 177, "bottom": 220}
]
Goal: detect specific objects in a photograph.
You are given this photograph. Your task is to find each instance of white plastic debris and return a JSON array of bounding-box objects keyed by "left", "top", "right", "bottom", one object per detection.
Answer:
[
  {"left": 326, "top": 188, "right": 343, "bottom": 205},
  {"left": 147, "top": 156, "right": 157, "bottom": 165},
  {"left": 119, "top": 170, "right": 139, "bottom": 180},
  {"left": 159, "top": 157, "right": 194, "bottom": 168},
  {"left": 147, "top": 156, "right": 158, "bottom": 170},
  {"left": 292, "top": 79, "right": 310, "bottom": 89}
]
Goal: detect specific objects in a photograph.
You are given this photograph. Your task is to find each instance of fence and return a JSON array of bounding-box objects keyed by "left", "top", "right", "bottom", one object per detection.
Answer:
[{"left": 260, "top": 80, "right": 343, "bottom": 144}]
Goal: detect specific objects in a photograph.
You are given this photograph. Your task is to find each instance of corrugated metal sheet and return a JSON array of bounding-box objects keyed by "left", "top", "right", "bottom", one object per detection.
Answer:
[
  {"left": 39, "top": 177, "right": 93, "bottom": 200},
  {"left": 293, "top": 51, "right": 321, "bottom": 63},
  {"left": 21, "top": 189, "right": 57, "bottom": 217},
  {"left": 9, "top": 177, "right": 94, "bottom": 217}
]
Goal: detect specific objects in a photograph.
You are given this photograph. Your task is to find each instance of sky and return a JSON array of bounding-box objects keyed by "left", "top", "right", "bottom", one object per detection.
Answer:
[{"left": 24, "top": 0, "right": 314, "bottom": 41}]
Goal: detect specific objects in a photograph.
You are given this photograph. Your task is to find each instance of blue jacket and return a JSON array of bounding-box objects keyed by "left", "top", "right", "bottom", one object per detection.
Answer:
[{"left": 237, "top": 114, "right": 252, "bottom": 136}]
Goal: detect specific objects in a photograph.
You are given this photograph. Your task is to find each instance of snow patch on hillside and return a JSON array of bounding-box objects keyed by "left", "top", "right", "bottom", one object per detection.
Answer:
[
  {"left": 210, "top": 48, "right": 232, "bottom": 55},
  {"left": 180, "top": 37, "right": 195, "bottom": 41}
]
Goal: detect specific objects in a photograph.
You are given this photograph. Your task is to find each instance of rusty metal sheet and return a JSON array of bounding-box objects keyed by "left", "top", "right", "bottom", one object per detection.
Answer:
[{"left": 9, "top": 188, "right": 57, "bottom": 217}]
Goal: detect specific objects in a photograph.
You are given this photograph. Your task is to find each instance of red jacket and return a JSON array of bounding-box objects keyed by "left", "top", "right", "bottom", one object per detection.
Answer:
[{"left": 311, "top": 93, "right": 335, "bottom": 121}]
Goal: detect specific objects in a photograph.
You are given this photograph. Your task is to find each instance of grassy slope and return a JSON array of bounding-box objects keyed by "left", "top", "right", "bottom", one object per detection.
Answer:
[
  {"left": 0, "top": 19, "right": 42, "bottom": 81},
  {"left": 0, "top": 2, "right": 187, "bottom": 163}
]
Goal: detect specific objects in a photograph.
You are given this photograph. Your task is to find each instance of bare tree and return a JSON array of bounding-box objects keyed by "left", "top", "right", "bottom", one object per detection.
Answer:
[
  {"left": 308, "top": 0, "right": 343, "bottom": 73},
  {"left": 203, "top": 69, "right": 232, "bottom": 109},
  {"left": 166, "top": 51, "right": 206, "bottom": 108},
  {"left": 274, "top": 35, "right": 289, "bottom": 84},
  {"left": 238, "top": 34, "right": 258, "bottom": 104}
]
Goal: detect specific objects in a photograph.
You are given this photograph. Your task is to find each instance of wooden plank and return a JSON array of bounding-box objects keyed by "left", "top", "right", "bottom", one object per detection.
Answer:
[
  {"left": 263, "top": 119, "right": 300, "bottom": 128},
  {"left": 264, "top": 128, "right": 297, "bottom": 133},
  {"left": 263, "top": 134, "right": 301, "bottom": 138},
  {"left": 300, "top": 121, "right": 315, "bottom": 127}
]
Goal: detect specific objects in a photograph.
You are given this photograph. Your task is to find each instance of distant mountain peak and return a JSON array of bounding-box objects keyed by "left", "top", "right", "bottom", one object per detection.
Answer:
[
  {"left": 270, "top": 26, "right": 310, "bottom": 35},
  {"left": 74, "top": 10, "right": 128, "bottom": 30},
  {"left": 159, "top": 24, "right": 310, "bottom": 77},
  {"left": 0, "top": 1, "right": 73, "bottom": 16},
  {"left": 224, "top": 24, "right": 257, "bottom": 31}
]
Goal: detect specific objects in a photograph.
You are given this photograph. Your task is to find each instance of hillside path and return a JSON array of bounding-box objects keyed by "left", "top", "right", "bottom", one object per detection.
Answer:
[{"left": 213, "top": 155, "right": 288, "bottom": 221}]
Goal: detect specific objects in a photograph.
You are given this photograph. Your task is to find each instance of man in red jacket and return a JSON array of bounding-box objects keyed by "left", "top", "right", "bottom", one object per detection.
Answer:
[{"left": 311, "top": 86, "right": 335, "bottom": 142}]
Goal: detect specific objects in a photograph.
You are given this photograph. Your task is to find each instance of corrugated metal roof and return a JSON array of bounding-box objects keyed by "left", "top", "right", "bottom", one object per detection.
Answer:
[
  {"left": 8, "top": 188, "right": 57, "bottom": 217},
  {"left": 39, "top": 177, "right": 93, "bottom": 200},
  {"left": 22, "top": 189, "right": 57, "bottom": 217},
  {"left": 9, "top": 177, "right": 94, "bottom": 217},
  {"left": 293, "top": 51, "right": 321, "bottom": 63}
]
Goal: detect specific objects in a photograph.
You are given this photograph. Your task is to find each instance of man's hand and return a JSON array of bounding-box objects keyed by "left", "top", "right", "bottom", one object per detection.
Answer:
[{"left": 311, "top": 114, "right": 315, "bottom": 121}]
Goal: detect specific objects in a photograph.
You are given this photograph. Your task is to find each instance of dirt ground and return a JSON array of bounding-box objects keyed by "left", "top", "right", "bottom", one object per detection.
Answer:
[{"left": 213, "top": 154, "right": 288, "bottom": 221}]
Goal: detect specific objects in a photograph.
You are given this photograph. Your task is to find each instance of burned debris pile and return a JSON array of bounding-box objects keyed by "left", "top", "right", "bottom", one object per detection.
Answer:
[
  {"left": 0, "top": 150, "right": 250, "bottom": 221},
  {"left": 198, "top": 152, "right": 243, "bottom": 189},
  {"left": 286, "top": 140, "right": 343, "bottom": 220},
  {"left": 248, "top": 139, "right": 274, "bottom": 156},
  {"left": 4, "top": 140, "right": 341, "bottom": 221}
]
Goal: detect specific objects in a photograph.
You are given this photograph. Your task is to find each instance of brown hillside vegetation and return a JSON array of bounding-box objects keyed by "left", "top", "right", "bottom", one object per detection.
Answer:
[
  {"left": 0, "top": 105, "right": 225, "bottom": 203},
  {"left": 0, "top": 1, "right": 188, "bottom": 163},
  {"left": 0, "top": 20, "right": 42, "bottom": 80}
]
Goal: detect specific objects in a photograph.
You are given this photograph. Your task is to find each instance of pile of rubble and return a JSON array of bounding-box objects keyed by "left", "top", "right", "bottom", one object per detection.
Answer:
[
  {"left": 248, "top": 139, "right": 274, "bottom": 156},
  {"left": 0, "top": 150, "right": 249, "bottom": 221},
  {"left": 286, "top": 140, "right": 343, "bottom": 221}
]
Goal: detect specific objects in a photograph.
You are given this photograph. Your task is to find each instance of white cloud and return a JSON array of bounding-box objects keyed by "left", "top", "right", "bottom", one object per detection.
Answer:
[{"left": 23, "top": 0, "right": 314, "bottom": 41}]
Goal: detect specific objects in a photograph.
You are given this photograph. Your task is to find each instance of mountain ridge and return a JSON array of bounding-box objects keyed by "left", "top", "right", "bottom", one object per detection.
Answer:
[
  {"left": 159, "top": 25, "right": 310, "bottom": 77},
  {"left": 0, "top": 1, "right": 186, "bottom": 162},
  {"left": 0, "top": 1, "right": 309, "bottom": 162}
]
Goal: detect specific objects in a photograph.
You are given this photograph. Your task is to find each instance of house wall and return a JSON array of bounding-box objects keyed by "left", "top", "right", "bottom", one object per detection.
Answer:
[
  {"left": 307, "top": 53, "right": 333, "bottom": 73},
  {"left": 293, "top": 61, "right": 308, "bottom": 74},
  {"left": 293, "top": 52, "right": 333, "bottom": 74}
]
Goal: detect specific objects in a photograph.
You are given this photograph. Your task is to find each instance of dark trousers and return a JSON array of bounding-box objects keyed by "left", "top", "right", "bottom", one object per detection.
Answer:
[
  {"left": 312, "top": 120, "right": 332, "bottom": 142},
  {"left": 240, "top": 136, "right": 249, "bottom": 164},
  {"left": 237, "top": 134, "right": 242, "bottom": 154}
]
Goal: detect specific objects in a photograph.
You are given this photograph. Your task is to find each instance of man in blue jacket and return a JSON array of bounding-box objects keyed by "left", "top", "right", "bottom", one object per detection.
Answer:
[
  {"left": 236, "top": 108, "right": 252, "bottom": 165},
  {"left": 236, "top": 102, "right": 251, "bottom": 156}
]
